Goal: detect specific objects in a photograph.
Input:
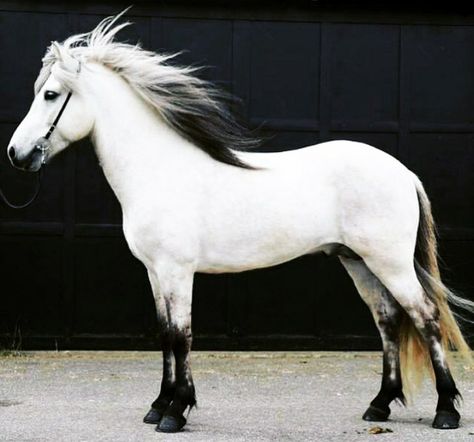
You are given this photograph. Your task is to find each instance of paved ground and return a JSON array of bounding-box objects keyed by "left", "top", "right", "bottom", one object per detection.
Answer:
[{"left": 0, "top": 351, "right": 473, "bottom": 441}]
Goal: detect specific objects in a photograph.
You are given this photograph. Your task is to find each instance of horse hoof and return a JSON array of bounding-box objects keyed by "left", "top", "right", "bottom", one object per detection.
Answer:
[
  {"left": 156, "top": 414, "right": 187, "bottom": 433},
  {"left": 362, "top": 405, "right": 390, "bottom": 422},
  {"left": 143, "top": 408, "right": 162, "bottom": 424},
  {"left": 432, "top": 411, "right": 460, "bottom": 429}
]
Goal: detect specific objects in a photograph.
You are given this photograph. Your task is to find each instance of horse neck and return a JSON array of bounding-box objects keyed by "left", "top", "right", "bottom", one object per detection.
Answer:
[{"left": 86, "top": 66, "right": 208, "bottom": 207}]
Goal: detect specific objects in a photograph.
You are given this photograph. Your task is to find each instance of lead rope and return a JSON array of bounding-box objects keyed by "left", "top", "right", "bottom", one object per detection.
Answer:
[
  {"left": 0, "top": 169, "right": 43, "bottom": 209},
  {"left": 0, "top": 90, "right": 73, "bottom": 210}
]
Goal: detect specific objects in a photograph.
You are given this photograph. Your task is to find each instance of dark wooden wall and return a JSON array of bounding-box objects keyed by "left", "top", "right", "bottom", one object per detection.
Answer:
[{"left": 0, "top": 2, "right": 473, "bottom": 350}]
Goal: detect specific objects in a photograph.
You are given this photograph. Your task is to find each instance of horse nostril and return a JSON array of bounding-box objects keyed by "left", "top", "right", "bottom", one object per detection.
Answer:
[{"left": 8, "top": 146, "right": 16, "bottom": 160}]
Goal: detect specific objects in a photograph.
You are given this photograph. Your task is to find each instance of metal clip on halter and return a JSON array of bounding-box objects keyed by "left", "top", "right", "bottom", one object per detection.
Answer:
[{"left": 34, "top": 139, "right": 50, "bottom": 165}]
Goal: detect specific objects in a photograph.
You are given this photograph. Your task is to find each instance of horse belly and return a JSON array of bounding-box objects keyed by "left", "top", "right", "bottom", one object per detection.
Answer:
[{"left": 197, "top": 201, "right": 337, "bottom": 273}]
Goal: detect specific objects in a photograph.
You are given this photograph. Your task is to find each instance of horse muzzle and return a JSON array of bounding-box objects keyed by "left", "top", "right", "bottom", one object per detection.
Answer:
[{"left": 7, "top": 138, "right": 50, "bottom": 172}]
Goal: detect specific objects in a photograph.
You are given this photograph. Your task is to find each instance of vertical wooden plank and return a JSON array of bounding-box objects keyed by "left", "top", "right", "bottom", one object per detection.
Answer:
[
  {"left": 398, "top": 25, "right": 409, "bottom": 162},
  {"left": 319, "top": 22, "right": 331, "bottom": 143},
  {"left": 232, "top": 20, "right": 251, "bottom": 121}
]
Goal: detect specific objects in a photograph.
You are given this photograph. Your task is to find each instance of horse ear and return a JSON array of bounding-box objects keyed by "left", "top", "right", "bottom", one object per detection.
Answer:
[
  {"left": 50, "top": 41, "right": 79, "bottom": 73},
  {"left": 50, "top": 41, "right": 63, "bottom": 60}
]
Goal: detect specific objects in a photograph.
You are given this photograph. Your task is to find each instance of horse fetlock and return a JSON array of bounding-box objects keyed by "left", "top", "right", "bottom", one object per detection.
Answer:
[
  {"left": 174, "top": 383, "right": 197, "bottom": 410},
  {"left": 371, "top": 384, "right": 404, "bottom": 409},
  {"left": 436, "top": 387, "right": 461, "bottom": 413},
  {"left": 386, "top": 385, "right": 405, "bottom": 404},
  {"left": 151, "top": 395, "right": 174, "bottom": 413}
]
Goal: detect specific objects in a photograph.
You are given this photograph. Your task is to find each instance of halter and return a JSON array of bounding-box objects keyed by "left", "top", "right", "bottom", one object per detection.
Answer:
[
  {"left": 0, "top": 84, "right": 75, "bottom": 209},
  {"left": 33, "top": 90, "right": 73, "bottom": 166}
]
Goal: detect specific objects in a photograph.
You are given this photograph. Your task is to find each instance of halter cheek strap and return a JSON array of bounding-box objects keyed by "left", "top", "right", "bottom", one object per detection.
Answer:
[{"left": 45, "top": 91, "right": 73, "bottom": 141}]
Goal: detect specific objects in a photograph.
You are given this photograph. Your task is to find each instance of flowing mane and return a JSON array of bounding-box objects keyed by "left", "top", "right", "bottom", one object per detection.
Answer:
[{"left": 35, "top": 13, "right": 259, "bottom": 168}]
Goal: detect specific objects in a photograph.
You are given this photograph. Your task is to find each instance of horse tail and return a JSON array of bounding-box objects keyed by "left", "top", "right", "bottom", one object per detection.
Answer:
[{"left": 399, "top": 175, "right": 473, "bottom": 398}]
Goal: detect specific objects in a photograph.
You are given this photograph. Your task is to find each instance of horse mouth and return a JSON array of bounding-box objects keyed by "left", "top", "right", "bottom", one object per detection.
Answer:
[{"left": 9, "top": 150, "right": 43, "bottom": 172}]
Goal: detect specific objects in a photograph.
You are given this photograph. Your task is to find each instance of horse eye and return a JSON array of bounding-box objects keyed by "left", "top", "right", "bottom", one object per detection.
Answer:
[{"left": 44, "top": 90, "right": 59, "bottom": 101}]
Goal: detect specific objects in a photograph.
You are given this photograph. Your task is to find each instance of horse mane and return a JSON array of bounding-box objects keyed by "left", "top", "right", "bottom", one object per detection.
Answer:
[{"left": 35, "top": 12, "right": 259, "bottom": 169}]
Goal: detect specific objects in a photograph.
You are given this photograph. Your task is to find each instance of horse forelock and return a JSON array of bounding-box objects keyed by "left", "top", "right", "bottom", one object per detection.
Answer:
[{"left": 34, "top": 11, "right": 259, "bottom": 168}]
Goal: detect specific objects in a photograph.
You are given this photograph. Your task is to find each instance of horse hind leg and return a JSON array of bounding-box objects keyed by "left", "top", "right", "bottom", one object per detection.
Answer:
[
  {"left": 340, "top": 257, "right": 405, "bottom": 421},
  {"left": 364, "top": 255, "right": 462, "bottom": 429}
]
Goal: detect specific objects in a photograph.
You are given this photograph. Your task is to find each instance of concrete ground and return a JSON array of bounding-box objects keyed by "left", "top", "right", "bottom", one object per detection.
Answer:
[{"left": 0, "top": 351, "right": 473, "bottom": 441}]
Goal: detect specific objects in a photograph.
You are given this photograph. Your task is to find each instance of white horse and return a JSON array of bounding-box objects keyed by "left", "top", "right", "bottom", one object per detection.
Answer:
[{"left": 7, "top": 13, "right": 473, "bottom": 433}]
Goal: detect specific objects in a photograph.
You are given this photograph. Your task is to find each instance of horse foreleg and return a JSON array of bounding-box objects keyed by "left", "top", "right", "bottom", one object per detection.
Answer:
[
  {"left": 340, "top": 257, "right": 405, "bottom": 421},
  {"left": 154, "top": 266, "right": 196, "bottom": 433},
  {"left": 143, "top": 271, "right": 176, "bottom": 424}
]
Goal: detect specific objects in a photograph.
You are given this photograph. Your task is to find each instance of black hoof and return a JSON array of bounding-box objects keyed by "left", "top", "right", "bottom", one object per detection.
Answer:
[
  {"left": 362, "top": 405, "right": 390, "bottom": 422},
  {"left": 143, "top": 407, "right": 163, "bottom": 424},
  {"left": 156, "top": 414, "right": 187, "bottom": 433},
  {"left": 432, "top": 411, "right": 460, "bottom": 429}
]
